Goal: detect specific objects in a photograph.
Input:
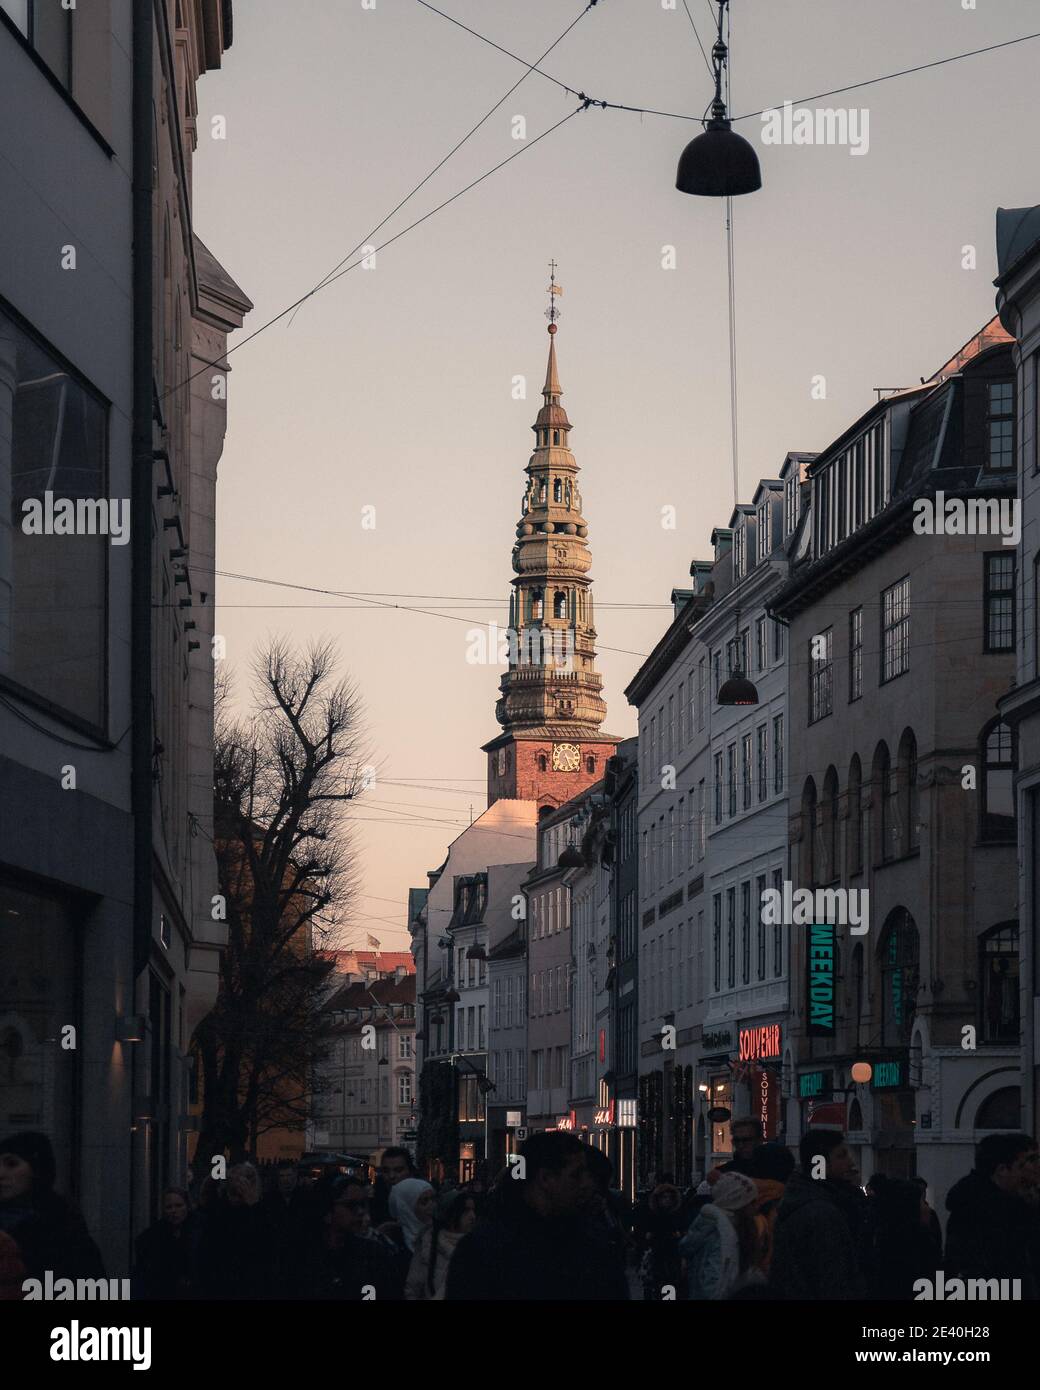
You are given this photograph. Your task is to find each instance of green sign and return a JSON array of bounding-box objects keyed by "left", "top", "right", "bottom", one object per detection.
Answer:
[
  {"left": 871, "top": 1060, "right": 905, "bottom": 1090},
  {"left": 799, "top": 1071, "right": 830, "bottom": 1098},
  {"left": 806, "top": 924, "right": 836, "bottom": 1036}
]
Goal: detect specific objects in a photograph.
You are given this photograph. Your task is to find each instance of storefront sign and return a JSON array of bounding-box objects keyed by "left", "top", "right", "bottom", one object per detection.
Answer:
[
  {"left": 617, "top": 1098, "right": 637, "bottom": 1128},
  {"left": 556, "top": 1111, "right": 577, "bottom": 1130},
  {"left": 806, "top": 923, "right": 836, "bottom": 1036},
  {"left": 505, "top": 1110, "right": 523, "bottom": 1127},
  {"left": 702, "top": 1029, "right": 732, "bottom": 1050},
  {"left": 754, "top": 1066, "right": 779, "bottom": 1140},
  {"left": 593, "top": 1101, "right": 615, "bottom": 1127},
  {"left": 599, "top": 1029, "right": 606, "bottom": 1063},
  {"left": 739, "top": 1024, "right": 782, "bottom": 1062},
  {"left": 798, "top": 1071, "right": 831, "bottom": 1099},
  {"left": 871, "top": 1060, "right": 906, "bottom": 1090}
]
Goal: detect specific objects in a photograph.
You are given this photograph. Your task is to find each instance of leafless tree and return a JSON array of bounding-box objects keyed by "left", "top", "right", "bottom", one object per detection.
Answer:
[{"left": 192, "top": 639, "right": 368, "bottom": 1170}]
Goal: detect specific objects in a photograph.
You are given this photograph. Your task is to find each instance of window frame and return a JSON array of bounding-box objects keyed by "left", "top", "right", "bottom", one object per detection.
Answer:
[
  {"left": 983, "top": 551, "right": 1016, "bottom": 654},
  {"left": 880, "top": 576, "right": 910, "bottom": 685}
]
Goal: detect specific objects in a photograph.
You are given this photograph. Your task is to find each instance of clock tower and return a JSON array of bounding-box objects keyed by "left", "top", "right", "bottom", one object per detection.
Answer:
[{"left": 483, "top": 271, "right": 619, "bottom": 813}]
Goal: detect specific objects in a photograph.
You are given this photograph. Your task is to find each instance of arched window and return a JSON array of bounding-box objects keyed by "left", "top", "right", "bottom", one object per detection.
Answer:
[
  {"left": 538, "top": 479, "right": 547, "bottom": 502},
  {"left": 553, "top": 430, "right": 560, "bottom": 446},
  {"left": 872, "top": 742, "right": 893, "bottom": 864},
  {"left": 553, "top": 478, "right": 562, "bottom": 502},
  {"left": 980, "top": 922, "right": 1019, "bottom": 1043},
  {"left": 801, "top": 778, "right": 818, "bottom": 885},
  {"left": 980, "top": 719, "right": 1016, "bottom": 841},
  {"left": 847, "top": 755, "right": 863, "bottom": 876},
  {"left": 848, "top": 1097, "right": 863, "bottom": 1131},
  {"left": 553, "top": 590, "right": 567, "bottom": 619},
  {"left": 898, "top": 729, "right": 919, "bottom": 853},
  {"left": 976, "top": 1087, "right": 1022, "bottom": 1129},
  {"left": 586, "top": 755, "right": 596, "bottom": 775},
  {"left": 822, "top": 766, "right": 839, "bottom": 883},
  {"left": 877, "top": 909, "right": 919, "bottom": 1046},
  {"left": 565, "top": 482, "right": 572, "bottom": 508}
]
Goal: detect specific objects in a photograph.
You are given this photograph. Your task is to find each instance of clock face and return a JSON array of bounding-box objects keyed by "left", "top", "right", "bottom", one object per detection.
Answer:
[{"left": 552, "top": 742, "right": 581, "bottom": 772}]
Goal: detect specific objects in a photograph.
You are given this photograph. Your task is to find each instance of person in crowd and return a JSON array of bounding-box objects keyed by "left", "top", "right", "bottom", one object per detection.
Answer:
[
  {"left": 370, "top": 1146, "right": 416, "bottom": 1226},
  {"left": 445, "top": 1132, "right": 629, "bottom": 1301},
  {"left": 911, "top": 1176, "right": 943, "bottom": 1248},
  {"left": 295, "top": 1176, "right": 402, "bottom": 1300},
  {"left": 746, "top": 1142, "right": 795, "bottom": 1280},
  {"left": 196, "top": 1161, "right": 282, "bottom": 1299},
  {"left": 583, "top": 1146, "right": 629, "bottom": 1275},
  {"left": 871, "top": 1177, "right": 943, "bottom": 1300},
  {"left": 637, "top": 1181, "right": 686, "bottom": 1300},
  {"left": 387, "top": 1177, "right": 435, "bottom": 1254},
  {"left": 132, "top": 1186, "right": 200, "bottom": 1299},
  {"left": 716, "top": 1118, "right": 760, "bottom": 1177},
  {"left": 405, "top": 1189, "right": 476, "bottom": 1300},
  {"left": 681, "top": 1171, "right": 765, "bottom": 1299},
  {"left": 0, "top": 1132, "right": 104, "bottom": 1285},
  {"left": 945, "top": 1133, "right": 1040, "bottom": 1297},
  {"left": 769, "top": 1130, "right": 869, "bottom": 1300}
]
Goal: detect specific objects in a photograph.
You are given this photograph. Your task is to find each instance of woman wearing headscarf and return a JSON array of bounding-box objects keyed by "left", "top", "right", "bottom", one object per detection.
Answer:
[
  {"left": 388, "top": 1177, "right": 434, "bottom": 1253},
  {"left": 405, "top": 1189, "right": 476, "bottom": 1300},
  {"left": 0, "top": 1131, "right": 104, "bottom": 1285}
]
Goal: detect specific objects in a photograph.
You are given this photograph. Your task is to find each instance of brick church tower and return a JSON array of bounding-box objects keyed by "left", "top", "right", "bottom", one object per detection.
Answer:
[{"left": 483, "top": 276, "right": 619, "bottom": 813}]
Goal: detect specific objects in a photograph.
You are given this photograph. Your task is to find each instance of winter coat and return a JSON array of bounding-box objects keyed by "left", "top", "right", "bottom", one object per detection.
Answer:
[
  {"left": 0, "top": 1193, "right": 105, "bottom": 1284},
  {"left": 132, "top": 1216, "right": 201, "bottom": 1300},
  {"left": 405, "top": 1226, "right": 465, "bottom": 1300},
  {"left": 196, "top": 1200, "right": 283, "bottom": 1299},
  {"left": 295, "top": 1230, "right": 404, "bottom": 1301},
  {"left": 0, "top": 1231, "right": 27, "bottom": 1300},
  {"left": 945, "top": 1171, "right": 1039, "bottom": 1298},
  {"left": 769, "top": 1171, "right": 867, "bottom": 1301},
  {"left": 445, "top": 1195, "right": 629, "bottom": 1301},
  {"left": 681, "top": 1204, "right": 739, "bottom": 1300}
]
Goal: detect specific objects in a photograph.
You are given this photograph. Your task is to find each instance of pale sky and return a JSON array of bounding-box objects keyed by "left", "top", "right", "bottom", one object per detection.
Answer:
[{"left": 192, "top": 0, "right": 1040, "bottom": 950}]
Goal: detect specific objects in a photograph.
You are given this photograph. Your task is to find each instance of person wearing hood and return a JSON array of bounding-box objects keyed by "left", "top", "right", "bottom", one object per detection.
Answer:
[
  {"left": 680, "top": 1172, "right": 765, "bottom": 1299},
  {"left": 945, "top": 1133, "right": 1040, "bottom": 1298},
  {"left": 769, "top": 1130, "right": 869, "bottom": 1301},
  {"left": 388, "top": 1176, "right": 435, "bottom": 1253},
  {"left": 0, "top": 1131, "right": 104, "bottom": 1286},
  {"left": 746, "top": 1142, "right": 795, "bottom": 1280},
  {"left": 405, "top": 1189, "right": 476, "bottom": 1300}
]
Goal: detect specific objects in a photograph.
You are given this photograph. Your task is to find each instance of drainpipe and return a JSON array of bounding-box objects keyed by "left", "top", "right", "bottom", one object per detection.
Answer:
[{"left": 130, "top": 0, "right": 154, "bottom": 1262}]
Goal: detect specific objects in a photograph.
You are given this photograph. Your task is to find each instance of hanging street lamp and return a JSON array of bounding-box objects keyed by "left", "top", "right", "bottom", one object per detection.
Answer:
[{"left": 676, "top": 0, "right": 761, "bottom": 197}]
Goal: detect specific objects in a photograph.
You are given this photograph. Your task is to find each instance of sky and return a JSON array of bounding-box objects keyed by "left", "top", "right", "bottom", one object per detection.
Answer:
[{"left": 191, "top": 0, "right": 1040, "bottom": 951}]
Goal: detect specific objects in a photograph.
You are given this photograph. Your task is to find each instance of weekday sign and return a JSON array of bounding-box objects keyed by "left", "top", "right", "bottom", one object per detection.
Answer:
[{"left": 807, "top": 923, "right": 836, "bottom": 1037}]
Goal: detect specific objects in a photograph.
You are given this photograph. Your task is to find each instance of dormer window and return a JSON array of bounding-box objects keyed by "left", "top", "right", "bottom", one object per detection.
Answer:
[
  {"left": 733, "top": 525, "right": 746, "bottom": 580},
  {"left": 987, "top": 381, "right": 1015, "bottom": 471},
  {"left": 757, "top": 500, "right": 771, "bottom": 560},
  {"left": 784, "top": 474, "right": 799, "bottom": 537}
]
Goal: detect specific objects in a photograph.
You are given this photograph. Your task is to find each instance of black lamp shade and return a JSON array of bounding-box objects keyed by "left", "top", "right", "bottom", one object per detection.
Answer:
[
  {"left": 676, "top": 118, "right": 762, "bottom": 198},
  {"left": 718, "top": 671, "right": 759, "bottom": 706},
  {"left": 558, "top": 844, "right": 584, "bottom": 869}
]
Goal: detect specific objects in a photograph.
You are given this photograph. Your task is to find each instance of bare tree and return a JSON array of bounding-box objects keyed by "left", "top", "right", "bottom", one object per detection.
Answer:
[{"left": 192, "top": 639, "right": 367, "bottom": 1171}]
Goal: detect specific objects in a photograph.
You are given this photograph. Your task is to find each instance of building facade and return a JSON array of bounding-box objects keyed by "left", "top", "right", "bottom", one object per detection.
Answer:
[
  {"left": 0, "top": 0, "right": 246, "bottom": 1270},
  {"left": 773, "top": 320, "right": 1020, "bottom": 1201}
]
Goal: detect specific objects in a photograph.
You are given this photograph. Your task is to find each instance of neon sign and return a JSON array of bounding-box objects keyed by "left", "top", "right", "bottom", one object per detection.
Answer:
[{"left": 738, "top": 1023, "right": 781, "bottom": 1061}]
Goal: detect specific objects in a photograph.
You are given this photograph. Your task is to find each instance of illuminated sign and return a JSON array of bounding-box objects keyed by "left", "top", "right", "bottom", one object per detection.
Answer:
[
  {"left": 593, "top": 1101, "right": 615, "bottom": 1127},
  {"left": 617, "top": 1098, "right": 637, "bottom": 1128},
  {"left": 599, "top": 1029, "right": 606, "bottom": 1063},
  {"left": 738, "top": 1024, "right": 781, "bottom": 1062},
  {"left": 872, "top": 1060, "right": 906, "bottom": 1090},
  {"left": 505, "top": 1110, "right": 523, "bottom": 1127},
  {"left": 799, "top": 1071, "right": 831, "bottom": 1099},
  {"left": 556, "top": 1112, "right": 576, "bottom": 1131},
  {"left": 757, "top": 1066, "right": 778, "bottom": 1140},
  {"left": 807, "top": 923, "right": 836, "bottom": 1036}
]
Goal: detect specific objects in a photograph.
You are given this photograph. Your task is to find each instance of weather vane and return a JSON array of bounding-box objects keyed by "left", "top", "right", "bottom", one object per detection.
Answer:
[{"left": 545, "top": 259, "right": 562, "bottom": 332}]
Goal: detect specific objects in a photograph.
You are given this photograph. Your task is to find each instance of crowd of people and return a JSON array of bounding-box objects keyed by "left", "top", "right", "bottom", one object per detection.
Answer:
[{"left": 2, "top": 1124, "right": 1039, "bottom": 1300}]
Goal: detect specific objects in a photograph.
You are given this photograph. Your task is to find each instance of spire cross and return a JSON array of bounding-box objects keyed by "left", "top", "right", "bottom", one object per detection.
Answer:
[{"left": 546, "top": 260, "right": 562, "bottom": 329}]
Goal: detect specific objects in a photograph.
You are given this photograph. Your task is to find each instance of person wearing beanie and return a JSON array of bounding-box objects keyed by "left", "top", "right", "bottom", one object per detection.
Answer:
[
  {"left": 680, "top": 1171, "right": 766, "bottom": 1300},
  {"left": 405, "top": 1189, "right": 477, "bottom": 1300},
  {"left": 0, "top": 1131, "right": 104, "bottom": 1285}
]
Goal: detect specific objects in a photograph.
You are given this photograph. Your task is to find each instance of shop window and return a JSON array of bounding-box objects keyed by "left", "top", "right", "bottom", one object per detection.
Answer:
[{"left": 979, "top": 923, "right": 1019, "bottom": 1044}]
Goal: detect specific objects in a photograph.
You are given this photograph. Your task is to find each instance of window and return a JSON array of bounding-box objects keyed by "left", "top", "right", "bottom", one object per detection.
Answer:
[
  {"left": 881, "top": 577, "right": 910, "bottom": 682},
  {"left": 984, "top": 553, "right": 1015, "bottom": 652},
  {"left": 697, "top": 780, "right": 706, "bottom": 859},
  {"left": 733, "top": 524, "right": 746, "bottom": 579},
  {"left": 784, "top": 473, "right": 799, "bottom": 536},
  {"left": 712, "top": 896, "right": 721, "bottom": 992},
  {"left": 398, "top": 1033, "right": 412, "bottom": 1059},
  {"left": 740, "top": 881, "right": 751, "bottom": 984},
  {"left": 900, "top": 730, "right": 919, "bottom": 853},
  {"left": 755, "top": 874, "right": 766, "bottom": 980},
  {"left": 756, "top": 617, "right": 766, "bottom": 672},
  {"left": 802, "top": 778, "right": 818, "bottom": 884},
  {"left": 2, "top": 1, "right": 72, "bottom": 88},
  {"left": 980, "top": 719, "right": 1016, "bottom": 841},
  {"left": 726, "top": 887, "right": 736, "bottom": 989},
  {"left": 847, "top": 755, "right": 863, "bottom": 876},
  {"left": 0, "top": 303, "right": 108, "bottom": 729},
  {"left": 773, "top": 617, "right": 785, "bottom": 662},
  {"left": 0, "top": 878, "right": 78, "bottom": 1196},
  {"left": 757, "top": 724, "right": 768, "bottom": 801},
  {"left": 772, "top": 869, "right": 783, "bottom": 976},
  {"left": 727, "top": 743, "right": 736, "bottom": 818},
  {"left": 698, "top": 658, "right": 707, "bottom": 728},
  {"left": 822, "top": 766, "right": 839, "bottom": 882},
  {"left": 809, "top": 629, "right": 833, "bottom": 723},
  {"left": 553, "top": 590, "right": 567, "bottom": 619},
  {"left": 852, "top": 438, "right": 865, "bottom": 530},
  {"left": 741, "top": 734, "right": 752, "bottom": 810},
  {"left": 986, "top": 381, "right": 1015, "bottom": 471},
  {"left": 849, "top": 607, "right": 863, "bottom": 701},
  {"left": 757, "top": 500, "right": 771, "bottom": 559},
  {"left": 713, "top": 650, "right": 721, "bottom": 697},
  {"left": 457, "top": 1074, "right": 485, "bottom": 1122},
  {"left": 979, "top": 923, "right": 1019, "bottom": 1044},
  {"left": 713, "top": 752, "right": 723, "bottom": 825},
  {"left": 678, "top": 683, "right": 685, "bottom": 747},
  {"left": 398, "top": 1072, "right": 413, "bottom": 1106},
  {"left": 773, "top": 714, "right": 784, "bottom": 795}
]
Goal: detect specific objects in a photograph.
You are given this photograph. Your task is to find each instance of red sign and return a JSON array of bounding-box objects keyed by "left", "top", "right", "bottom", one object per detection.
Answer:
[
  {"left": 599, "top": 1029, "right": 606, "bottom": 1064},
  {"left": 556, "top": 1111, "right": 577, "bottom": 1131},
  {"left": 739, "top": 1024, "right": 781, "bottom": 1062},
  {"left": 753, "top": 1065, "right": 779, "bottom": 1140},
  {"left": 593, "top": 1100, "right": 615, "bottom": 1128}
]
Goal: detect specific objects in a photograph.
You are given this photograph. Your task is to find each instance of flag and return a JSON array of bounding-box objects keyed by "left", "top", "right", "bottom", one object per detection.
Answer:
[{"left": 367, "top": 934, "right": 381, "bottom": 949}]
